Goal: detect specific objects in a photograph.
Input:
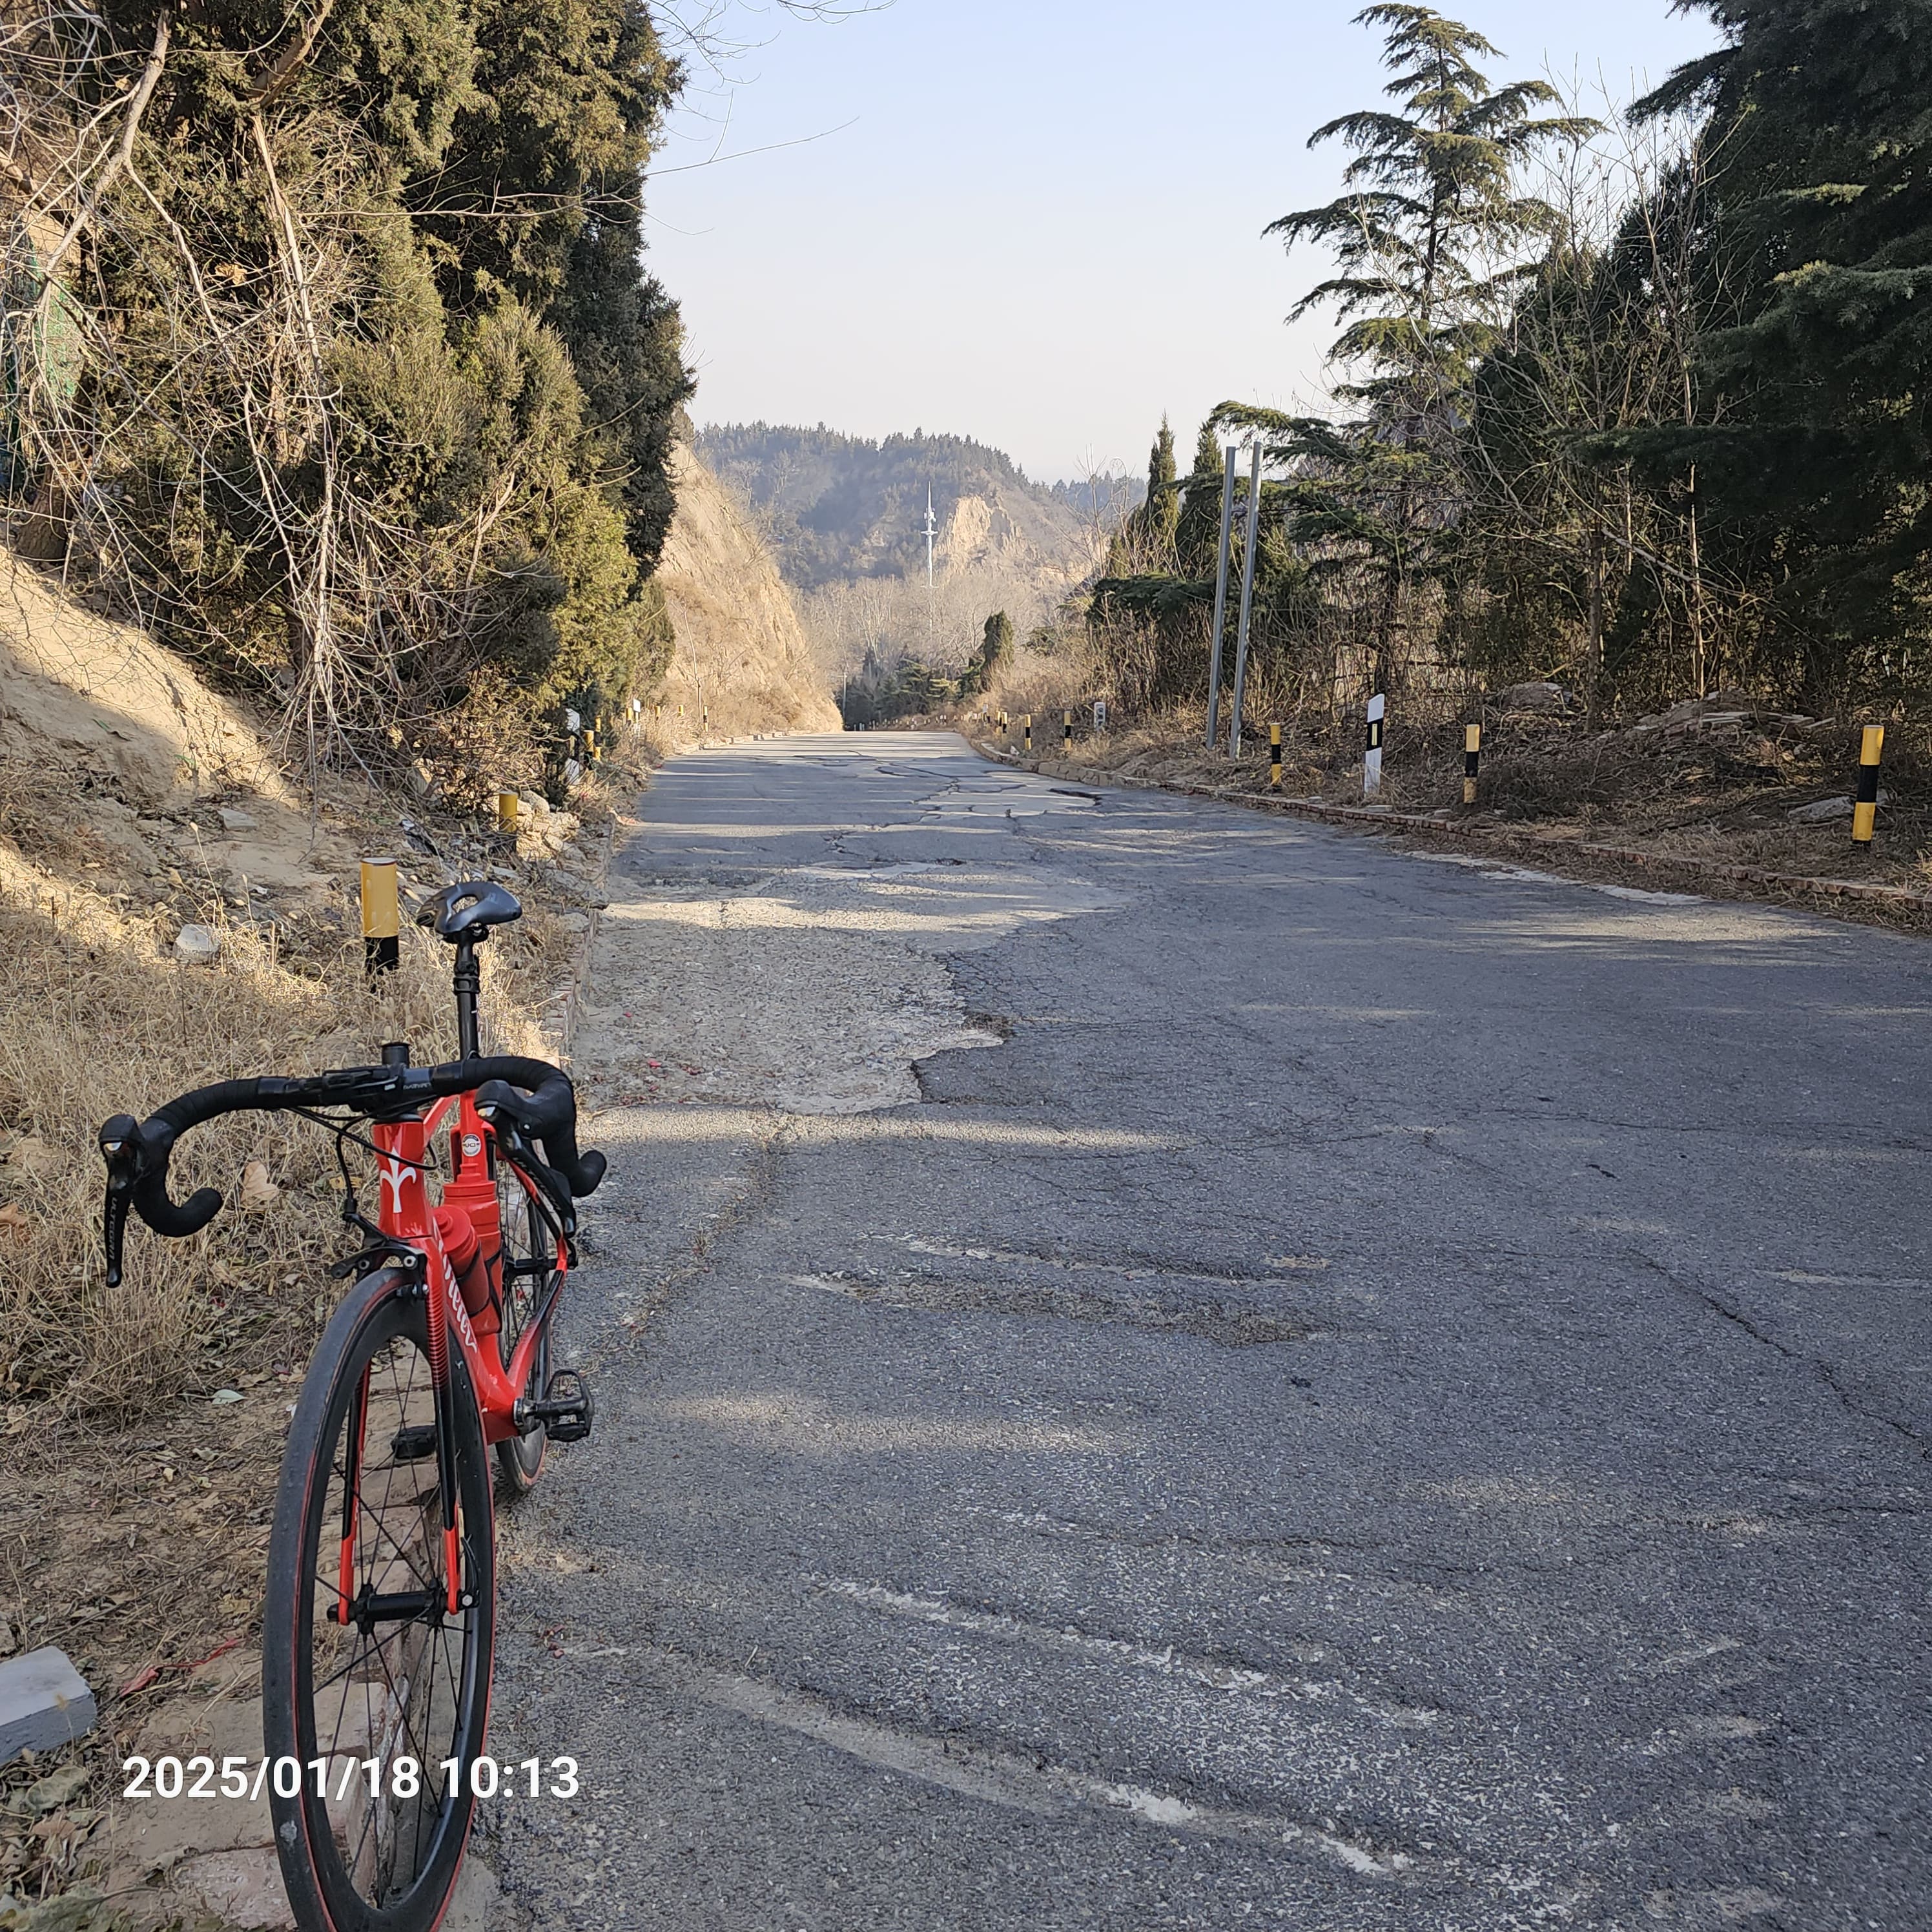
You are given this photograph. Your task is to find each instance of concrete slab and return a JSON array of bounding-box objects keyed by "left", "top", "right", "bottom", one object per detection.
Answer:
[{"left": 0, "top": 1647, "right": 95, "bottom": 1763}]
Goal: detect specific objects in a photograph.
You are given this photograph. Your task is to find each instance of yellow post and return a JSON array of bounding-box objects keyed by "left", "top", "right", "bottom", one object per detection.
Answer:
[
  {"left": 1269, "top": 721, "right": 1282, "bottom": 788},
  {"left": 495, "top": 790, "right": 519, "bottom": 833},
  {"left": 1023, "top": 714, "right": 1033, "bottom": 756},
  {"left": 360, "top": 858, "right": 400, "bottom": 978},
  {"left": 1463, "top": 723, "right": 1482, "bottom": 807},
  {"left": 1853, "top": 724, "right": 1884, "bottom": 844}
]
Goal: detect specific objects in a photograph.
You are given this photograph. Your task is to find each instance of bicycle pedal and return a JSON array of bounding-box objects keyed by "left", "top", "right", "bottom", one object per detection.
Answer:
[
  {"left": 522, "top": 1370, "right": 593, "bottom": 1444},
  {"left": 390, "top": 1424, "right": 437, "bottom": 1462}
]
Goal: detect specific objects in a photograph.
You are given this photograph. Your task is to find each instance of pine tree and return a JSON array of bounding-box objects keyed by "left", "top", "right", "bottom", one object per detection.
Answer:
[
  {"left": 1630, "top": 0, "right": 1932, "bottom": 687},
  {"left": 1233, "top": 5, "right": 1592, "bottom": 688}
]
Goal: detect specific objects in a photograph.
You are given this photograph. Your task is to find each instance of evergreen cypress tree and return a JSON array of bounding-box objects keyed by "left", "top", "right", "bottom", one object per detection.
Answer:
[
  {"left": 958, "top": 611, "right": 1014, "bottom": 698},
  {"left": 985, "top": 611, "right": 1014, "bottom": 675},
  {"left": 1146, "top": 416, "right": 1180, "bottom": 561},
  {"left": 1630, "top": 0, "right": 1932, "bottom": 682},
  {"left": 1105, "top": 416, "right": 1181, "bottom": 575},
  {"left": 46, "top": 0, "right": 693, "bottom": 758},
  {"left": 1176, "top": 420, "right": 1226, "bottom": 576}
]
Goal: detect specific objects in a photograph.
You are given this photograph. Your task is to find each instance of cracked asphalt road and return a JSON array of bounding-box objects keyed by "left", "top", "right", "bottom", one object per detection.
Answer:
[{"left": 484, "top": 730, "right": 1929, "bottom": 1931}]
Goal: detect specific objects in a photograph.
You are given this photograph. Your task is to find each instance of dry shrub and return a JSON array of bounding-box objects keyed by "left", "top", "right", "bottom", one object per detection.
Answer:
[
  {"left": 0, "top": 861, "right": 569, "bottom": 1420},
  {"left": 980, "top": 637, "right": 1109, "bottom": 727}
]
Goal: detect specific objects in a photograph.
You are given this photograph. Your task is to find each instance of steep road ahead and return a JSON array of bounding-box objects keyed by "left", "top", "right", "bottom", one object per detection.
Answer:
[{"left": 486, "top": 730, "right": 1928, "bottom": 1931}]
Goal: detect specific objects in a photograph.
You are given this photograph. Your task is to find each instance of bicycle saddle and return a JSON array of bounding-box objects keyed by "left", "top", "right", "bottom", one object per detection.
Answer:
[{"left": 416, "top": 880, "right": 523, "bottom": 944}]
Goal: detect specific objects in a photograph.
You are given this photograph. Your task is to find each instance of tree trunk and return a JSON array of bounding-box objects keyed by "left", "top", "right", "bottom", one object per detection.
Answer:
[
  {"left": 1685, "top": 465, "right": 1707, "bottom": 697},
  {"left": 1584, "top": 514, "right": 1605, "bottom": 729}
]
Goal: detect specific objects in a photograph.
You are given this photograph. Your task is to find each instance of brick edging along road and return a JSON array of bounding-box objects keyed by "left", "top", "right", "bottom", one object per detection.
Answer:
[{"left": 971, "top": 739, "right": 1932, "bottom": 923}]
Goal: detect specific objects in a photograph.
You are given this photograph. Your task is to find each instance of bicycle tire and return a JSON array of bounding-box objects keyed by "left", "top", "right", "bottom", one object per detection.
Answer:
[
  {"left": 263, "top": 1269, "right": 495, "bottom": 1932},
  {"left": 493, "top": 1168, "right": 551, "bottom": 1496}
]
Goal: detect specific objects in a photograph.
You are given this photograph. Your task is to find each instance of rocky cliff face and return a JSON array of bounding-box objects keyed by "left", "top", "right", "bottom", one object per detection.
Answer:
[
  {"left": 652, "top": 444, "right": 841, "bottom": 740},
  {"left": 694, "top": 424, "right": 1108, "bottom": 677},
  {"left": 695, "top": 422, "right": 1099, "bottom": 597}
]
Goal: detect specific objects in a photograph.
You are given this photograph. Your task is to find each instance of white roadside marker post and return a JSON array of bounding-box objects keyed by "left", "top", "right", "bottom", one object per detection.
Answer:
[{"left": 1364, "top": 693, "right": 1385, "bottom": 797}]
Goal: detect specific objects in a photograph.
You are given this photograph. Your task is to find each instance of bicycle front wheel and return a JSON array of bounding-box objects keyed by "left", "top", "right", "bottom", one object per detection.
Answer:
[{"left": 263, "top": 1270, "right": 495, "bottom": 1932}]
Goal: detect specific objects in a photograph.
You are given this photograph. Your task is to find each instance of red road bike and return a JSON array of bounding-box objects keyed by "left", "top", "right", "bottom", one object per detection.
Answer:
[{"left": 99, "top": 882, "right": 606, "bottom": 1932}]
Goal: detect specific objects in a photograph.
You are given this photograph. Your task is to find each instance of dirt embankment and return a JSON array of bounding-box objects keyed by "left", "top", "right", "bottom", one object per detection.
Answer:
[
  {"left": 652, "top": 445, "right": 842, "bottom": 744},
  {"left": 0, "top": 550, "right": 611, "bottom": 1925}
]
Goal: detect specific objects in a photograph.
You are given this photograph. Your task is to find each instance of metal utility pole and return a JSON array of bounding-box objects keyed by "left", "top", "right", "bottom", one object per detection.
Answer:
[
  {"left": 1204, "top": 445, "right": 1237, "bottom": 748},
  {"left": 923, "top": 491, "right": 938, "bottom": 647},
  {"left": 1228, "top": 440, "right": 1263, "bottom": 756}
]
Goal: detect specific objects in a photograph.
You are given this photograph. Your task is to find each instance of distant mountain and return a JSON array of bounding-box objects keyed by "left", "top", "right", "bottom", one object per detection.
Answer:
[{"left": 694, "top": 422, "right": 1135, "bottom": 594}]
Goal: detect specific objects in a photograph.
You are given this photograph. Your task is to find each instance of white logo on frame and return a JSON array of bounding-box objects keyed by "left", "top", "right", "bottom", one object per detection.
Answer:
[{"left": 378, "top": 1156, "right": 409, "bottom": 1218}]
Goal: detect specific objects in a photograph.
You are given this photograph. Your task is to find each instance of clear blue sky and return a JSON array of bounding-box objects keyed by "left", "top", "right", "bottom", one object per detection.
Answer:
[{"left": 648, "top": 1, "right": 1720, "bottom": 484}]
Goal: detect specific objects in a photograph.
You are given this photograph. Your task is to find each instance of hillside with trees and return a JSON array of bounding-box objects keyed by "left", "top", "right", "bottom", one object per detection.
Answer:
[
  {"left": 1072, "top": 0, "right": 1932, "bottom": 737},
  {"left": 1, "top": 0, "right": 699, "bottom": 803},
  {"left": 695, "top": 422, "right": 1118, "bottom": 590},
  {"left": 695, "top": 422, "right": 1128, "bottom": 724}
]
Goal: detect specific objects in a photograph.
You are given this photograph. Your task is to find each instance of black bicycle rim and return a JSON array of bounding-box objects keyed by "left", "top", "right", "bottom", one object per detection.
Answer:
[{"left": 264, "top": 1275, "right": 495, "bottom": 1932}]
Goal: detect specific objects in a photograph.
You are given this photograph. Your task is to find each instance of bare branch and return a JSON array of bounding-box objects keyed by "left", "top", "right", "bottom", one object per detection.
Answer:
[
  {"left": 249, "top": 0, "right": 338, "bottom": 108},
  {"left": 36, "top": 5, "right": 169, "bottom": 286}
]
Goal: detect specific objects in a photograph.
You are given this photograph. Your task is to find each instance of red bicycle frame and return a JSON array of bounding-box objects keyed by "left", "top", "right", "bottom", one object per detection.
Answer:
[
  {"left": 375, "top": 1089, "right": 566, "bottom": 1444},
  {"left": 340, "top": 1089, "right": 568, "bottom": 1616}
]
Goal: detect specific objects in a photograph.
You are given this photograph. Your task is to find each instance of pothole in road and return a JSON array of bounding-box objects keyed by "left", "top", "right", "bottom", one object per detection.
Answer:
[
  {"left": 789, "top": 1270, "right": 1317, "bottom": 1346},
  {"left": 872, "top": 1231, "right": 1330, "bottom": 1287}
]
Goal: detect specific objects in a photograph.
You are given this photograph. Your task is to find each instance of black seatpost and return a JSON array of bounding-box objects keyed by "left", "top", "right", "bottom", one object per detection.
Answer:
[{"left": 452, "top": 940, "right": 481, "bottom": 1060}]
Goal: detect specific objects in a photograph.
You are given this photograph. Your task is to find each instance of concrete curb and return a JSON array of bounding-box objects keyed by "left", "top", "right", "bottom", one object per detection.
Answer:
[{"left": 971, "top": 739, "right": 1932, "bottom": 921}]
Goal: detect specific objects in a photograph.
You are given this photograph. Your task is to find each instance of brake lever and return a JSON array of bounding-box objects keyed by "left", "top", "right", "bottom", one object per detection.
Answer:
[
  {"left": 99, "top": 1114, "right": 140, "bottom": 1288},
  {"left": 482, "top": 1111, "right": 578, "bottom": 1246}
]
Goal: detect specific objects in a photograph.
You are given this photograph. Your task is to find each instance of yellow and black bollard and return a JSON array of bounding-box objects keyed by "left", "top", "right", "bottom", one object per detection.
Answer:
[
  {"left": 360, "top": 858, "right": 400, "bottom": 979},
  {"left": 1063, "top": 710, "right": 1073, "bottom": 751},
  {"left": 1853, "top": 724, "right": 1885, "bottom": 845},
  {"left": 1269, "top": 722, "right": 1282, "bottom": 788},
  {"left": 1463, "top": 723, "right": 1481, "bottom": 806},
  {"left": 1023, "top": 714, "right": 1033, "bottom": 756}
]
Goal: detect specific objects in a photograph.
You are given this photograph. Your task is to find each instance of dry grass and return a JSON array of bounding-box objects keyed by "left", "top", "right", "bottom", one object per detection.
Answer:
[
  {"left": 0, "top": 864, "right": 567, "bottom": 1422},
  {"left": 960, "top": 687, "right": 1932, "bottom": 910},
  {"left": 0, "top": 847, "right": 578, "bottom": 1913}
]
